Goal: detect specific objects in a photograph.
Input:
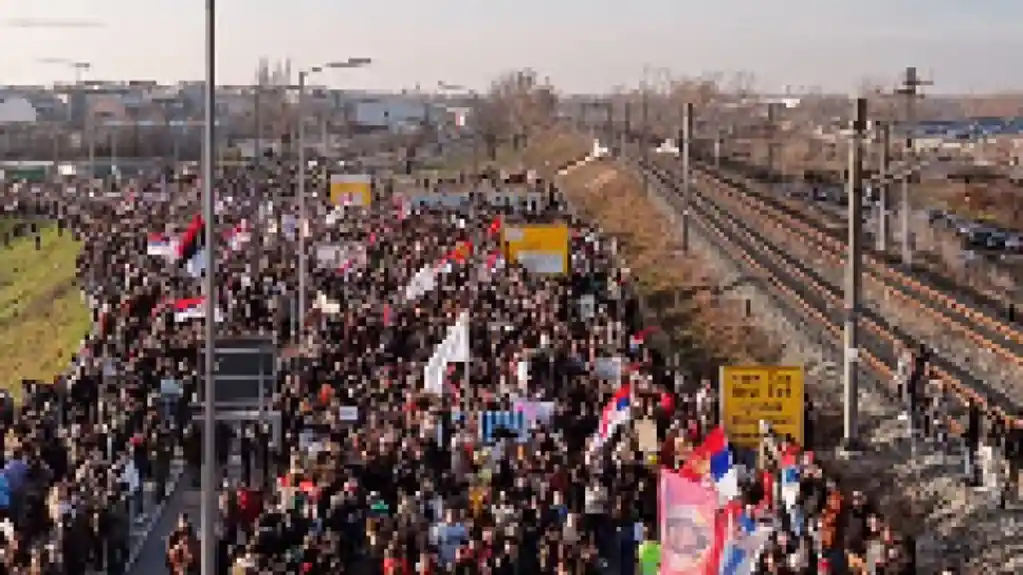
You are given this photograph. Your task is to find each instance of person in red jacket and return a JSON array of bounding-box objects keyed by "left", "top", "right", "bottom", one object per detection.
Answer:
[{"left": 236, "top": 487, "right": 263, "bottom": 528}]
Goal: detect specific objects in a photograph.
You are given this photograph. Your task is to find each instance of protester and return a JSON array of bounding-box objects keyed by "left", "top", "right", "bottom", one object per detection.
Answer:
[{"left": 1, "top": 165, "right": 1012, "bottom": 575}]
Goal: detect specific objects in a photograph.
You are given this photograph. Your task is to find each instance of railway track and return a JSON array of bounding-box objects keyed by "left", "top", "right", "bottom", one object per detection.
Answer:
[
  {"left": 680, "top": 158, "right": 1023, "bottom": 407},
  {"left": 627, "top": 154, "right": 1020, "bottom": 426},
  {"left": 697, "top": 157, "right": 1022, "bottom": 336}
]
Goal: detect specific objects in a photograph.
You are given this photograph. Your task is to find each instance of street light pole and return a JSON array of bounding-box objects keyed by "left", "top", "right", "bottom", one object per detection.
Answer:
[
  {"left": 200, "top": 1, "right": 218, "bottom": 574},
  {"left": 297, "top": 69, "right": 308, "bottom": 344},
  {"left": 296, "top": 58, "right": 371, "bottom": 339}
]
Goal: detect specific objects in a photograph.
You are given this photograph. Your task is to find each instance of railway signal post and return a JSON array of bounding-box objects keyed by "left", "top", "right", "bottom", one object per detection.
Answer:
[
  {"left": 766, "top": 102, "right": 778, "bottom": 179},
  {"left": 680, "top": 102, "right": 693, "bottom": 252},
  {"left": 895, "top": 66, "right": 931, "bottom": 266},
  {"left": 604, "top": 101, "right": 613, "bottom": 151},
  {"left": 877, "top": 121, "right": 892, "bottom": 252},
  {"left": 622, "top": 101, "right": 632, "bottom": 154},
  {"left": 842, "top": 97, "right": 868, "bottom": 453},
  {"left": 641, "top": 89, "right": 650, "bottom": 194}
]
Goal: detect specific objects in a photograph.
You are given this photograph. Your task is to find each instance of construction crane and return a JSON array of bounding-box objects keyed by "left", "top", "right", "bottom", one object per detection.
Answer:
[
  {"left": 38, "top": 58, "right": 93, "bottom": 86},
  {"left": 3, "top": 18, "right": 104, "bottom": 29}
]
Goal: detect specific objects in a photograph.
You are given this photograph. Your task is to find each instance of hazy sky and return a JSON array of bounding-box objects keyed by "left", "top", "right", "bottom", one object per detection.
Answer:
[{"left": 1, "top": 1, "right": 1019, "bottom": 94}]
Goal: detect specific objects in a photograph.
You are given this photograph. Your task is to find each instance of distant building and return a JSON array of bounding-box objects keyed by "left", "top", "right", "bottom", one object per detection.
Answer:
[
  {"left": 346, "top": 94, "right": 441, "bottom": 132},
  {"left": 0, "top": 95, "right": 38, "bottom": 123}
]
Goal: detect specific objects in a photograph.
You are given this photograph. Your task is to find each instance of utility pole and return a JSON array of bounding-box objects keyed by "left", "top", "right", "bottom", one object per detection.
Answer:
[
  {"left": 87, "top": 114, "right": 96, "bottom": 183},
  {"left": 254, "top": 87, "right": 262, "bottom": 166},
  {"left": 714, "top": 129, "right": 723, "bottom": 169},
  {"left": 472, "top": 92, "right": 480, "bottom": 176},
  {"left": 201, "top": 2, "right": 218, "bottom": 574},
  {"left": 895, "top": 66, "right": 930, "bottom": 266},
  {"left": 842, "top": 97, "right": 867, "bottom": 452},
  {"left": 623, "top": 101, "right": 631, "bottom": 154},
  {"left": 641, "top": 89, "right": 649, "bottom": 192},
  {"left": 877, "top": 122, "right": 891, "bottom": 251},
  {"left": 766, "top": 103, "right": 778, "bottom": 180},
  {"left": 680, "top": 102, "right": 693, "bottom": 252},
  {"left": 604, "top": 102, "right": 613, "bottom": 151}
]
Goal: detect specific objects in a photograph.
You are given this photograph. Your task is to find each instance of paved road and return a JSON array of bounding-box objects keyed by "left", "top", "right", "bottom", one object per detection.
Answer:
[
  {"left": 126, "top": 474, "right": 197, "bottom": 575},
  {"left": 127, "top": 456, "right": 253, "bottom": 575}
]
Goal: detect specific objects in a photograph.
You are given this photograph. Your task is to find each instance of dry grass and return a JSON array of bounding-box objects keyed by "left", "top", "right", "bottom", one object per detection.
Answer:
[
  {"left": 520, "top": 128, "right": 591, "bottom": 179},
  {"left": 558, "top": 158, "right": 782, "bottom": 372},
  {"left": 918, "top": 180, "right": 1023, "bottom": 231}
]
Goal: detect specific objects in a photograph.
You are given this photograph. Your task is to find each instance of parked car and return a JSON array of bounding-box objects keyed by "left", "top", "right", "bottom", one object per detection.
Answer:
[
  {"left": 963, "top": 227, "right": 996, "bottom": 250},
  {"left": 927, "top": 208, "right": 946, "bottom": 224},
  {"left": 1005, "top": 233, "right": 1023, "bottom": 253},
  {"left": 984, "top": 230, "right": 1009, "bottom": 250}
]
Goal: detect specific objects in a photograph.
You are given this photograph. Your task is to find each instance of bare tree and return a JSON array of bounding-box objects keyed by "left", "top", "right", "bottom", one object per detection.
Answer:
[{"left": 478, "top": 69, "right": 561, "bottom": 159}]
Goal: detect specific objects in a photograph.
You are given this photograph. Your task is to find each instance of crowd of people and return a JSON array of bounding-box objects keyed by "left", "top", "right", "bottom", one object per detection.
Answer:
[{"left": 1, "top": 162, "right": 1014, "bottom": 575}]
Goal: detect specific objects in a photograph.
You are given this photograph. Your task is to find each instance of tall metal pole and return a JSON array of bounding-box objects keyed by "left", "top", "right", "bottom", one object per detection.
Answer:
[
  {"left": 297, "top": 71, "right": 308, "bottom": 342},
  {"left": 200, "top": 0, "right": 218, "bottom": 573},
  {"left": 680, "top": 102, "right": 693, "bottom": 252},
  {"left": 254, "top": 88, "right": 262, "bottom": 165},
  {"left": 766, "top": 103, "right": 777, "bottom": 177},
  {"left": 112, "top": 130, "right": 120, "bottom": 179},
  {"left": 604, "top": 102, "right": 613, "bottom": 149},
  {"left": 897, "top": 66, "right": 929, "bottom": 266},
  {"left": 877, "top": 122, "right": 891, "bottom": 251},
  {"left": 87, "top": 114, "right": 95, "bottom": 182},
  {"left": 641, "top": 91, "right": 649, "bottom": 191},
  {"left": 622, "top": 101, "right": 631, "bottom": 153},
  {"left": 472, "top": 92, "right": 480, "bottom": 176},
  {"left": 842, "top": 97, "right": 867, "bottom": 450}
]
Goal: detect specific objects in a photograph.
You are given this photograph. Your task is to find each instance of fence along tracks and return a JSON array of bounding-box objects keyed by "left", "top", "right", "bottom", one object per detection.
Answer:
[{"left": 629, "top": 155, "right": 1020, "bottom": 427}]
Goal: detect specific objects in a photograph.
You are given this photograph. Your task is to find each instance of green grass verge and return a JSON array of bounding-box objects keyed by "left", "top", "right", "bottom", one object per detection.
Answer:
[{"left": 0, "top": 219, "right": 89, "bottom": 399}]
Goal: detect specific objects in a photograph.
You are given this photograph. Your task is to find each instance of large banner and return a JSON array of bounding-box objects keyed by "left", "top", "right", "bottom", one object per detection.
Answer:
[
  {"left": 658, "top": 470, "right": 724, "bottom": 574},
  {"left": 330, "top": 174, "right": 372, "bottom": 207},
  {"left": 719, "top": 365, "right": 804, "bottom": 448},
  {"left": 502, "top": 223, "right": 569, "bottom": 275}
]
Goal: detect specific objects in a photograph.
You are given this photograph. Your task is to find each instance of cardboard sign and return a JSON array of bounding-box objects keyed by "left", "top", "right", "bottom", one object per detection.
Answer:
[{"left": 636, "top": 418, "right": 658, "bottom": 453}]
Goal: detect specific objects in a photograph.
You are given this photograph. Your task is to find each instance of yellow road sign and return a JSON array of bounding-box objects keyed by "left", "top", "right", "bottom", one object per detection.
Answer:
[
  {"left": 501, "top": 223, "right": 569, "bottom": 275},
  {"left": 719, "top": 365, "right": 804, "bottom": 448},
  {"left": 329, "top": 174, "right": 372, "bottom": 207}
]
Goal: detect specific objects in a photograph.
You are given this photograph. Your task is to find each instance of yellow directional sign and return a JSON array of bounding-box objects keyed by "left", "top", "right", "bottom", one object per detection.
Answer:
[
  {"left": 502, "top": 224, "right": 570, "bottom": 275},
  {"left": 329, "top": 174, "right": 372, "bottom": 207},
  {"left": 719, "top": 365, "right": 804, "bottom": 448}
]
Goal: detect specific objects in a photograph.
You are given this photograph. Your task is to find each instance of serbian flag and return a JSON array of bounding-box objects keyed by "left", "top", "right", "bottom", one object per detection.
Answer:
[
  {"left": 719, "top": 506, "right": 774, "bottom": 575},
  {"left": 658, "top": 469, "right": 726, "bottom": 574},
  {"left": 593, "top": 383, "right": 631, "bottom": 449},
  {"left": 225, "top": 220, "right": 252, "bottom": 252},
  {"left": 172, "top": 296, "right": 222, "bottom": 323},
  {"left": 146, "top": 233, "right": 177, "bottom": 259},
  {"left": 679, "top": 427, "right": 739, "bottom": 502},
  {"left": 176, "top": 213, "right": 205, "bottom": 263},
  {"left": 630, "top": 326, "right": 658, "bottom": 350}
]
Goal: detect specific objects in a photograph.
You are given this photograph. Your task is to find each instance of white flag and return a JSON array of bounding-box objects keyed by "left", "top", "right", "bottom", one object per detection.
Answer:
[
  {"left": 423, "top": 352, "right": 446, "bottom": 395},
  {"left": 423, "top": 311, "right": 470, "bottom": 395},
  {"left": 446, "top": 311, "right": 470, "bottom": 363},
  {"left": 403, "top": 265, "right": 438, "bottom": 303}
]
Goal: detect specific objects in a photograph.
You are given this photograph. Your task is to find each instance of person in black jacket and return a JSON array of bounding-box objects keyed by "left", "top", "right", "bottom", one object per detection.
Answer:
[
  {"left": 965, "top": 399, "right": 982, "bottom": 487},
  {"left": 1004, "top": 418, "right": 1023, "bottom": 507}
]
